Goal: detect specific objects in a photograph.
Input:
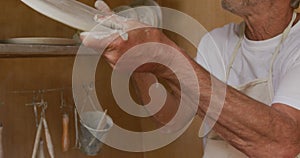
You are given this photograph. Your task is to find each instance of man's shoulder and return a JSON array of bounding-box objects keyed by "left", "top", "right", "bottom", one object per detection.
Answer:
[
  {"left": 200, "top": 22, "right": 240, "bottom": 47},
  {"left": 207, "top": 23, "right": 239, "bottom": 39}
]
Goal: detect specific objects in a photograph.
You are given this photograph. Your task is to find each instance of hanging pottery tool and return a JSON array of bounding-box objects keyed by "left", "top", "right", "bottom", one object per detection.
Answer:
[
  {"left": 29, "top": 93, "right": 55, "bottom": 158},
  {"left": 37, "top": 139, "right": 45, "bottom": 158},
  {"left": 33, "top": 94, "right": 39, "bottom": 128},
  {"left": 32, "top": 117, "right": 43, "bottom": 158},
  {"left": 26, "top": 93, "right": 39, "bottom": 127},
  {"left": 60, "top": 91, "right": 70, "bottom": 152},
  {"left": 74, "top": 107, "right": 80, "bottom": 149},
  {"left": 41, "top": 102, "right": 55, "bottom": 158},
  {"left": 26, "top": 94, "right": 44, "bottom": 158},
  {"left": 62, "top": 114, "right": 70, "bottom": 152},
  {"left": 43, "top": 118, "right": 54, "bottom": 158},
  {"left": 0, "top": 123, "right": 3, "bottom": 158}
]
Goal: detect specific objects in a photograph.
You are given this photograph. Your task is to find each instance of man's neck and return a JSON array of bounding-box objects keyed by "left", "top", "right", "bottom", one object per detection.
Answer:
[{"left": 243, "top": 10, "right": 297, "bottom": 41}]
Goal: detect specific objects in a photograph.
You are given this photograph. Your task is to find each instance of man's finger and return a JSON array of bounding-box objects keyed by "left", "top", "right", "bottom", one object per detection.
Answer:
[{"left": 94, "top": 0, "right": 112, "bottom": 14}]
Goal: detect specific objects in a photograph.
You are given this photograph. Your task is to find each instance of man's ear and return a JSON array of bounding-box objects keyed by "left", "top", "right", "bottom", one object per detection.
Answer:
[{"left": 291, "top": 0, "right": 300, "bottom": 9}]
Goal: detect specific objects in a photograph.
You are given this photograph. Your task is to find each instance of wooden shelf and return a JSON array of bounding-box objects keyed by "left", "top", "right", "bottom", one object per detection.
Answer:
[{"left": 0, "top": 43, "right": 80, "bottom": 58}]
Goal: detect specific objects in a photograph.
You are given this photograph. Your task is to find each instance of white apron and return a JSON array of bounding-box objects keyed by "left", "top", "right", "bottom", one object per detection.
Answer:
[{"left": 202, "top": 12, "right": 300, "bottom": 158}]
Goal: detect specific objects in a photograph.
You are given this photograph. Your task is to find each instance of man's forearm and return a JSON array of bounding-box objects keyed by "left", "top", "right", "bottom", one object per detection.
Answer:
[
  {"left": 208, "top": 84, "right": 299, "bottom": 157},
  {"left": 131, "top": 73, "right": 181, "bottom": 126},
  {"left": 153, "top": 51, "right": 300, "bottom": 157}
]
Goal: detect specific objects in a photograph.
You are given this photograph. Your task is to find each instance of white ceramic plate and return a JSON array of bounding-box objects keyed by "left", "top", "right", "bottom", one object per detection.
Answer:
[
  {"left": 0, "top": 37, "right": 80, "bottom": 45},
  {"left": 21, "top": 0, "right": 112, "bottom": 32}
]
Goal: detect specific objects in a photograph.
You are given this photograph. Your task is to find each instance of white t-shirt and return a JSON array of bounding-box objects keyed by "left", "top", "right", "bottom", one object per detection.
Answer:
[{"left": 196, "top": 22, "right": 300, "bottom": 110}]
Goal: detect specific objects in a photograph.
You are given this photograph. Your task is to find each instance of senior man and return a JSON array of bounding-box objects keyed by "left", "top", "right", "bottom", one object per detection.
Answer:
[{"left": 81, "top": 0, "right": 300, "bottom": 157}]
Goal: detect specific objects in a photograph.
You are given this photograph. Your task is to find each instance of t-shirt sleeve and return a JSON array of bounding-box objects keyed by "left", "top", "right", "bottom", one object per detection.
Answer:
[
  {"left": 273, "top": 62, "right": 300, "bottom": 110},
  {"left": 195, "top": 34, "right": 211, "bottom": 71},
  {"left": 195, "top": 33, "right": 227, "bottom": 82}
]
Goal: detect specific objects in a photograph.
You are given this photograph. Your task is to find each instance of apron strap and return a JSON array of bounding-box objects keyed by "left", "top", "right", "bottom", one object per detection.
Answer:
[
  {"left": 268, "top": 12, "right": 297, "bottom": 99},
  {"left": 226, "top": 22, "right": 245, "bottom": 81}
]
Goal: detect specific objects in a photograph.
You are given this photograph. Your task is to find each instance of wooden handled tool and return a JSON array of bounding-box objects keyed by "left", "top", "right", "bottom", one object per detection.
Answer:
[
  {"left": 60, "top": 91, "right": 71, "bottom": 151},
  {"left": 37, "top": 139, "right": 45, "bottom": 158},
  {"left": 62, "top": 113, "right": 70, "bottom": 152},
  {"left": 43, "top": 117, "right": 55, "bottom": 158},
  {"left": 74, "top": 107, "right": 79, "bottom": 148},
  {"left": 0, "top": 123, "right": 3, "bottom": 158},
  {"left": 32, "top": 118, "right": 43, "bottom": 158}
]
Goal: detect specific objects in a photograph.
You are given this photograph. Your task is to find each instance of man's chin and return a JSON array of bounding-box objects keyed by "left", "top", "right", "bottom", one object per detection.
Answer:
[
  {"left": 221, "top": 0, "right": 243, "bottom": 15},
  {"left": 221, "top": 0, "right": 234, "bottom": 12}
]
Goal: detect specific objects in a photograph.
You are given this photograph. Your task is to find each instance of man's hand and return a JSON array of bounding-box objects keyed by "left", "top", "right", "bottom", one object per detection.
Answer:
[{"left": 81, "top": 5, "right": 183, "bottom": 74}]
